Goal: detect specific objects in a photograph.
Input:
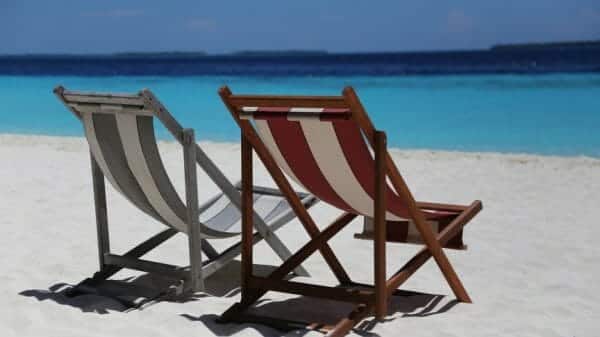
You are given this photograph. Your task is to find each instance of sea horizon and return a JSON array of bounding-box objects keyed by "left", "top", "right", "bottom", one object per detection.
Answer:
[{"left": 1, "top": 47, "right": 599, "bottom": 157}]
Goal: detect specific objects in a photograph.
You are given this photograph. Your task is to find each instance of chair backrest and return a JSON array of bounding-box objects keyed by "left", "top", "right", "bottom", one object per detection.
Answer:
[
  {"left": 223, "top": 89, "right": 442, "bottom": 221},
  {"left": 54, "top": 87, "right": 189, "bottom": 232},
  {"left": 220, "top": 87, "right": 443, "bottom": 220}
]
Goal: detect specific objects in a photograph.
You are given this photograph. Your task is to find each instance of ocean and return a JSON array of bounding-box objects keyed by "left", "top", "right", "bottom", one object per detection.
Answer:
[{"left": 1, "top": 49, "right": 599, "bottom": 156}]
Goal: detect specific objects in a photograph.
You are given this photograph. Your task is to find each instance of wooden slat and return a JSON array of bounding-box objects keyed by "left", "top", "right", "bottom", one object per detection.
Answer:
[
  {"left": 69, "top": 103, "right": 154, "bottom": 116},
  {"left": 63, "top": 89, "right": 140, "bottom": 98},
  {"left": 248, "top": 276, "right": 374, "bottom": 304},
  {"left": 63, "top": 93, "right": 145, "bottom": 107},
  {"left": 228, "top": 95, "right": 349, "bottom": 109}
]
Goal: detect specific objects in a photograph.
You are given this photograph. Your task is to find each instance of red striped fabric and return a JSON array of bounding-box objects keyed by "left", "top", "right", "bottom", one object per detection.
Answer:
[
  {"left": 331, "top": 121, "right": 451, "bottom": 220},
  {"left": 267, "top": 119, "right": 356, "bottom": 212},
  {"left": 247, "top": 106, "right": 452, "bottom": 220},
  {"left": 332, "top": 120, "right": 411, "bottom": 218}
]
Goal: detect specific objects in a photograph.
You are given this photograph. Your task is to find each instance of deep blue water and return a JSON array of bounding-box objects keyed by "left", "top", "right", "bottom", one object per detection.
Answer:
[
  {"left": 1, "top": 49, "right": 599, "bottom": 156},
  {"left": 2, "top": 48, "right": 600, "bottom": 76}
]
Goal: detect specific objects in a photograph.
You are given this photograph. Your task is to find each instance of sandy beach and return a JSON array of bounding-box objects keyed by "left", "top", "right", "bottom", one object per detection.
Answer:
[{"left": 1, "top": 133, "right": 598, "bottom": 337}]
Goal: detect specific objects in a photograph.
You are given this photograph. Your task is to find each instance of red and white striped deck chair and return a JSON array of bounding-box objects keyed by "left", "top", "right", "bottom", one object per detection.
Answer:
[{"left": 218, "top": 86, "right": 483, "bottom": 336}]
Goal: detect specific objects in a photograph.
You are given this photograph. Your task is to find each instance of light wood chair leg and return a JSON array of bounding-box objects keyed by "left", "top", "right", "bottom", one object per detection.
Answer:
[{"left": 183, "top": 129, "right": 204, "bottom": 293}]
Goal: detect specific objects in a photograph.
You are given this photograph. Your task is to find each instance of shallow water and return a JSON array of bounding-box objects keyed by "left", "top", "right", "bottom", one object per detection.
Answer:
[{"left": 0, "top": 73, "right": 599, "bottom": 156}]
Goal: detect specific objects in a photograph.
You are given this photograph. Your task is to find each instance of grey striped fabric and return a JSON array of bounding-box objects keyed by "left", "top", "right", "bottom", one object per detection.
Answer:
[
  {"left": 81, "top": 111, "right": 295, "bottom": 238},
  {"left": 84, "top": 113, "right": 184, "bottom": 229},
  {"left": 200, "top": 194, "right": 292, "bottom": 234}
]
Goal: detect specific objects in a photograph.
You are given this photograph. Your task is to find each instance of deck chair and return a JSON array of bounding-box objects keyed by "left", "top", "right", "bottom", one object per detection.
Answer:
[
  {"left": 53, "top": 86, "right": 318, "bottom": 300},
  {"left": 218, "top": 86, "right": 483, "bottom": 336}
]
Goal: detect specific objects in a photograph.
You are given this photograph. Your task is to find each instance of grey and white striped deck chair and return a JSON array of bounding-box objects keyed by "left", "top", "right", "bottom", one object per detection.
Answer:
[{"left": 53, "top": 86, "right": 317, "bottom": 296}]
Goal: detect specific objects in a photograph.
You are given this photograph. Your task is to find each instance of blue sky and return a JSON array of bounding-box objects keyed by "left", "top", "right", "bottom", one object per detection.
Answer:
[{"left": 1, "top": 0, "right": 599, "bottom": 54}]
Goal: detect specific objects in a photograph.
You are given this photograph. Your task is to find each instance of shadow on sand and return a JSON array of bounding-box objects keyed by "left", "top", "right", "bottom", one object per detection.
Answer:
[
  {"left": 19, "top": 261, "right": 278, "bottom": 314},
  {"left": 21, "top": 260, "right": 459, "bottom": 335},
  {"left": 181, "top": 288, "right": 459, "bottom": 337}
]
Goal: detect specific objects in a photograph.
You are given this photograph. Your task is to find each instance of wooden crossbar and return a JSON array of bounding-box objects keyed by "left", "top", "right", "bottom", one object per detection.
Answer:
[{"left": 248, "top": 277, "right": 375, "bottom": 304}]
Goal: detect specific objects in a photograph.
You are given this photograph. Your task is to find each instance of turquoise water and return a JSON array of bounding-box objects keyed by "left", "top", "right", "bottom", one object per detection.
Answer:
[{"left": 1, "top": 74, "right": 599, "bottom": 156}]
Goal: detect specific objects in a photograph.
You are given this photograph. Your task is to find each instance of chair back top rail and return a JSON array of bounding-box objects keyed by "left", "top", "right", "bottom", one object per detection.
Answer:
[
  {"left": 62, "top": 90, "right": 146, "bottom": 107},
  {"left": 227, "top": 95, "right": 348, "bottom": 110},
  {"left": 67, "top": 102, "right": 155, "bottom": 116},
  {"left": 240, "top": 106, "right": 351, "bottom": 122}
]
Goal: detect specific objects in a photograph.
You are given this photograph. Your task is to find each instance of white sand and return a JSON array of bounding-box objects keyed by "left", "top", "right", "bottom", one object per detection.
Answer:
[{"left": 1, "top": 134, "right": 599, "bottom": 337}]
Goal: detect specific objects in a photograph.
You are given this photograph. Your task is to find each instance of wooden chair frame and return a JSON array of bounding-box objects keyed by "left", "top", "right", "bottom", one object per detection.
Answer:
[
  {"left": 217, "top": 86, "right": 483, "bottom": 336},
  {"left": 53, "top": 86, "right": 316, "bottom": 300}
]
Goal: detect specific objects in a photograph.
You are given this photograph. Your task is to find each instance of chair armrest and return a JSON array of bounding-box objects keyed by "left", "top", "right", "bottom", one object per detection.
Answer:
[
  {"left": 234, "top": 183, "right": 311, "bottom": 200},
  {"left": 416, "top": 201, "right": 469, "bottom": 213}
]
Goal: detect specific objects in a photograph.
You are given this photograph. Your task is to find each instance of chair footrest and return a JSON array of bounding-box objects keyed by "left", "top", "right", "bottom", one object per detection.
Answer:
[{"left": 354, "top": 217, "right": 467, "bottom": 250}]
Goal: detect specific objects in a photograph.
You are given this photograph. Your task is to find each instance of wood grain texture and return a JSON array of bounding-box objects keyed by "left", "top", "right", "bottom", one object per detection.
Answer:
[
  {"left": 373, "top": 131, "right": 387, "bottom": 320},
  {"left": 241, "top": 131, "right": 254, "bottom": 304}
]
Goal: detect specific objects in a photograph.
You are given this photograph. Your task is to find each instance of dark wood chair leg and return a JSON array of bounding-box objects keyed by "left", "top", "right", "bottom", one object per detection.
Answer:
[
  {"left": 241, "top": 131, "right": 254, "bottom": 304},
  {"left": 373, "top": 131, "right": 388, "bottom": 320}
]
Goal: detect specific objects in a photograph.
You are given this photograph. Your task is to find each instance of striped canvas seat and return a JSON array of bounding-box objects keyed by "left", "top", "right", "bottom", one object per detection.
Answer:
[
  {"left": 240, "top": 106, "right": 453, "bottom": 221},
  {"left": 54, "top": 87, "right": 316, "bottom": 296},
  {"left": 198, "top": 186, "right": 304, "bottom": 235},
  {"left": 60, "top": 90, "right": 314, "bottom": 239},
  {"left": 77, "top": 103, "right": 295, "bottom": 238}
]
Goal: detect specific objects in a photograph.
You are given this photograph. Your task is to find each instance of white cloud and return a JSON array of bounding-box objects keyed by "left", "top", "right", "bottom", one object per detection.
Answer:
[
  {"left": 82, "top": 9, "right": 145, "bottom": 18},
  {"left": 579, "top": 8, "right": 600, "bottom": 23},
  {"left": 447, "top": 9, "right": 473, "bottom": 33},
  {"left": 186, "top": 18, "right": 217, "bottom": 32}
]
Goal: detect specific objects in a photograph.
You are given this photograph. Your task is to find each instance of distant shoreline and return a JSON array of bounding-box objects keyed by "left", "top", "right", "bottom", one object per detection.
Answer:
[
  {"left": 2, "top": 40, "right": 599, "bottom": 58},
  {"left": 491, "top": 40, "right": 600, "bottom": 51}
]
